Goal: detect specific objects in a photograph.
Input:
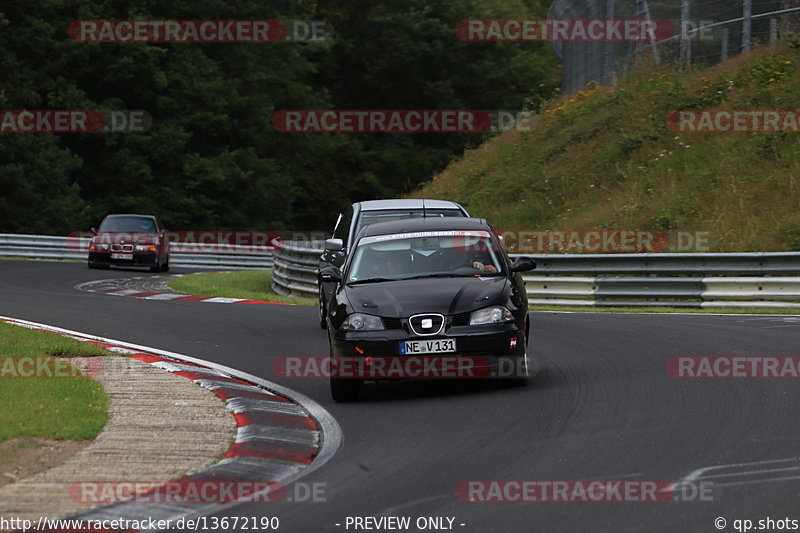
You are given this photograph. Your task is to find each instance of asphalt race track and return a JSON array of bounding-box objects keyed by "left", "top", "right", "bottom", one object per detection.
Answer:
[{"left": 2, "top": 259, "right": 799, "bottom": 533}]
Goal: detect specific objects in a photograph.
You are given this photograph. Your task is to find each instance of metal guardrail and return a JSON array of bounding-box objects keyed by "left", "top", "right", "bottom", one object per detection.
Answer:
[
  {"left": 271, "top": 241, "right": 800, "bottom": 308},
  {"left": 0, "top": 233, "right": 274, "bottom": 270},
  {"left": 271, "top": 241, "right": 326, "bottom": 298}
]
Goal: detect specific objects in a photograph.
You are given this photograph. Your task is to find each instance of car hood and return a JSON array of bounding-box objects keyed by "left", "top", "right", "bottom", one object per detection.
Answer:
[{"left": 342, "top": 276, "right": 509, "bottom": 318}]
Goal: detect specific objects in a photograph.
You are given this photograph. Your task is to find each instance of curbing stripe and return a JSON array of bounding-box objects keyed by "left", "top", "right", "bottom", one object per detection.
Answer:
[
  {"left": 0, "top": 315, "right": 342, "bottom": 533},
  {"left": 235, "top": 425, "right": 320, "bottom": 446}
]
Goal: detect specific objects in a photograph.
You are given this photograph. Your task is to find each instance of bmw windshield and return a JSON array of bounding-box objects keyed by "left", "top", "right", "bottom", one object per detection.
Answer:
[
  {"left": 346, "top": 230, "right": 505, "bottom": 284},
  {"left": 99, "top": 216, "right": 157, "bottom": 232}
]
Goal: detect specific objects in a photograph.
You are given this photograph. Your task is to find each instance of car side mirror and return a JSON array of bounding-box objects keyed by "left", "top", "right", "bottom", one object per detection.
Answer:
[
  {"left": 510, "top": 256, "right": 536, "bottom": 273},
  {"left": 90, "top": 227, "right": 98, "bottom": 235},
  {"left": 318, "top": 266, "right": 342, "bottom": 283},
  {"left": 325, "top": 238, "right": 344, "bottom": 252}
]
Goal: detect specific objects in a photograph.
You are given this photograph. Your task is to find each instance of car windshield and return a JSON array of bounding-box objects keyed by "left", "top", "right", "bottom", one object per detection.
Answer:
[
  {"left": 354, "top": 209, "right": 464, "bottom": 235},
  {"left": 99, "top": 216, "right": 157, "bottom": 232},
  {"left": 346, "top": 230, "right": 504, "bottom": 283}
]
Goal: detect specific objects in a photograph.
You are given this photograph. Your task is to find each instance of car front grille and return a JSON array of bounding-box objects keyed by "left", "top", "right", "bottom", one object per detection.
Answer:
[
  {"left": 451, "top": 312, "right": 472, "bottom": 327},
  {"left": 383, "top": 318, "right": 403, "bottom": 330}
]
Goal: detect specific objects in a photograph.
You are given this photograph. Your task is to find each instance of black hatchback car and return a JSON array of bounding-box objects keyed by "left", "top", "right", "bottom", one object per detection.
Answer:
[
  {"left": 319, "top": 217, "right": 536, "bottom": 401},
  {"left": 317, "top": 199, "right": 469, "bottom": 328}
]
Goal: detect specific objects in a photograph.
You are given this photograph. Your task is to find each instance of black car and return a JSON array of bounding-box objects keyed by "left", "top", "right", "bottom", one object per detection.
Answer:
[
  {"left": 319, "top": 217, "right": 536, "bottom": 401},
  {"left": 317, "top": 199, "right": 469, "bottom": 328},
  {"left": 88, "top": 214, "right": 170, "bottom": 272}
]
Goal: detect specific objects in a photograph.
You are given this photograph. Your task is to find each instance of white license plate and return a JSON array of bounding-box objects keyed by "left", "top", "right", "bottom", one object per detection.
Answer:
[
  {"left": 401, "top": 339, "right": 456, "bottom": 355},
  {"left": 110, "top": 253, "right": 133, "bottom": 260}
]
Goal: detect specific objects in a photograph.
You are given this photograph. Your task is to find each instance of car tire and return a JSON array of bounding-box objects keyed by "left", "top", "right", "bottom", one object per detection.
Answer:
[
  {"left": 161, "top": 257, "right": 170, "bottom": 272},
  {"left": 330, "top": 377, "right": 360, "bottom": 402},
  {"left": 318, "top": 287, "right": 328, "bottom": 329},
  {"left": 329, "top": 344, "right": 361, "bottom": 401},
  {"left": 505, "top": 342, "right": 530, "bottom": 387}
]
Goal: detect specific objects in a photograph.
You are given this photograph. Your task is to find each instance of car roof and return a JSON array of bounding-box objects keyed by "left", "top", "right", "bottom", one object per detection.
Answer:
[
  {"left": 359, "top": 216, "right": 492, "bottom": 237},
  {"left": 357, "top": 199, "right": 464, "bottom": 211},
  {"left": 103, "top": 214, "right": 157, "bottom": 219}
]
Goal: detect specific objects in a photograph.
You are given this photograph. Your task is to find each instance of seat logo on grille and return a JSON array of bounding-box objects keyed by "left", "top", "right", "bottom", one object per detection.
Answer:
[{"left": 409, "top": 313, "right": 444, "bottom": 336}]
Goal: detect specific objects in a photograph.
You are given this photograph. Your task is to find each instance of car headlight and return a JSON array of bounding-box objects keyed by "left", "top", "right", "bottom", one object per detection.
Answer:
[
  {"left": 135, "top": 244, "right": 156, "bottom": 252},
  {"left": 342, "top": 313, "right": 384, "bottom": 330},
  {"left": 469, "top": 306, "right": 513, "bottom": 325}
]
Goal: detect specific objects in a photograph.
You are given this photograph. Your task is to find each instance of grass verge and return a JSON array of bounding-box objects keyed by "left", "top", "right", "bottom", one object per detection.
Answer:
[
  {"left": 168, "top": 270, "right": 316, "bottom": 306},
  {"left": 0, "top": 321, "right": 110, "bottom": 442},
  {"left": 413, "top": 42, "right": 800, "bottom": 252}
]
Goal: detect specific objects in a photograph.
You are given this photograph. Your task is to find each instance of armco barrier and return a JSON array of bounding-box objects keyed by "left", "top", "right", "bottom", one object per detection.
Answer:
[
  {"left": 0, "top": 233, "right": 273, "bottom": 270},
  {"left": 271, "top": 241, "right": 325, "bottom": 298},
  {"left": 271, "top": 242, "right": 800, "bottom": 309}
]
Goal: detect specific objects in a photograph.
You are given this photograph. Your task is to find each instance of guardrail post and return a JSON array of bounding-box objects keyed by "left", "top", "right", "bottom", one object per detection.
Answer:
[
  {"left": 770, "top": 17, "right": 778, "bottom": 49},
  {"left": 721, "top": 27, "right": 729, "bottom": 61},
  {"left": 604, "top": 0, "right": 616, "bottom": 84},
  {"left": 742, "top": 0, "right": 752, "bottom": 52},
  {"left": 680, "top": 0, "right": 691, "bottom": 66}
]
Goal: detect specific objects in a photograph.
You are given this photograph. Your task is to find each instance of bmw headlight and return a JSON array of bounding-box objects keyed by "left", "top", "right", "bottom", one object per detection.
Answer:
[
  {"left": 469, "top": 306, "right": 513, "bottom": 325},
  {"left": 342, "top": 313, "right": 384, "bottom": 330}
]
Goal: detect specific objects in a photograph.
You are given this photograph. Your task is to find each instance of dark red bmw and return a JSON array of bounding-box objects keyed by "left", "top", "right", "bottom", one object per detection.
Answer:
[{"left": 88, "top": 214, "right": 170, "bottom": 272}]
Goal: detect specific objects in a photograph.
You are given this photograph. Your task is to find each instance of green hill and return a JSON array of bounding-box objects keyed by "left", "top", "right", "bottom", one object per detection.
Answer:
[{"left": 412, "top": 40, "right": 800, "bottom": 252}]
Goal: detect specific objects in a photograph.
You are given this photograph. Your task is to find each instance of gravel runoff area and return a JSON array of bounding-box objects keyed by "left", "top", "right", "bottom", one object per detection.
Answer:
[{"left": 0, "top": 355, "right": 235, "bottom": 523}]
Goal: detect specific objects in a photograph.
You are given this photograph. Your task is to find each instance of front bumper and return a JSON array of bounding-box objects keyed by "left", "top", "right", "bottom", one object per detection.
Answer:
[
  {"left": 89, "top": 252, "right": 159, "bottom": 267},
  {"left": 330, "top": 323, "right": 526, "bottom": 380}
]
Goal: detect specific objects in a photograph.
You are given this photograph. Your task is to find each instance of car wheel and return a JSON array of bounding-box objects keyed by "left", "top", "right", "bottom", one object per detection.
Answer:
[
  {"left": 329, "top": 344, "right": 360, "bottom": 401},
  {"left": 505, "top": 338, "right": 530, "bottom": 387},
  {"left": 88, "top": 260, "right": 98, "bottom": 269},
  {"left": 330, "top": 376, "right": 360, "bottom": 402},
  {"left": 318, "top": 287, "right": 328, "bottom": 329},
  {"left": 161, "top": 257, "right": 170, "bottom": 272}
]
